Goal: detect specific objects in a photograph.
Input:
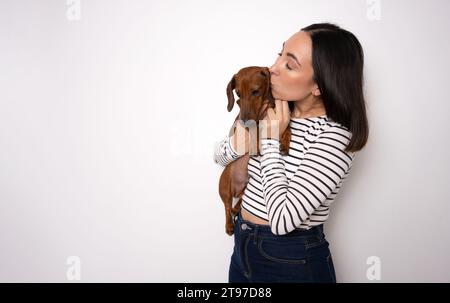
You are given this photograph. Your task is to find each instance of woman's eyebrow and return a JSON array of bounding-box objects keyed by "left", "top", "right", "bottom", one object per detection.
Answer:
[{"left": 282, "top": 41, "right": 302, "bottom": 66}]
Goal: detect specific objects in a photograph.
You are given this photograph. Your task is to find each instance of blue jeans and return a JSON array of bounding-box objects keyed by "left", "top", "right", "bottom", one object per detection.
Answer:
[{"left": 228, "top": 211, "right": 336, "bottom": 283}]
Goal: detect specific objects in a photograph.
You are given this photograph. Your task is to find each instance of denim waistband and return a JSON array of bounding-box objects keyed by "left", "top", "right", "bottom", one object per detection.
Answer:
[{"left": 234, "top": 211, "right": 324, "bottom": 239}]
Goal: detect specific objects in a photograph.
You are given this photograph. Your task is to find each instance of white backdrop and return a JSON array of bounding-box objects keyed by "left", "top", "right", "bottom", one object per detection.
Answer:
[{"left": 1, "top": 0, "right": 449, "bottom": 282}]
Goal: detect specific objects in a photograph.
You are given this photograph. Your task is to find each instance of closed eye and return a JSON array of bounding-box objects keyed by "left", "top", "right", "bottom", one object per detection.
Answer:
[{"left": 277, "top": 52, "right": 293, "bottom": 70}]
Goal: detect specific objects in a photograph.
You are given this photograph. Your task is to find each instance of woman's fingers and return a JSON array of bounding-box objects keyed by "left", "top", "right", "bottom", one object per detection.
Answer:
[
  {"left": 274, "top": 99, "right": 289, "bottom": 118},
  {"left": 281, "top": 100, "right": 290, "bottom": 119},
  {"left": 274, "top": 99, "right": 281, "bottom": 116},
  {"left": 267, "top": 108, "right": 275, "bottom": 119}
]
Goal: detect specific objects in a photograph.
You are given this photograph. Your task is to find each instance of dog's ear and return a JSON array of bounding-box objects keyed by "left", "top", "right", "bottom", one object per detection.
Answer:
[
  {"left": 267, "top": 86, "right": 275, "bottom": 104},
  {"left": 226, "top": 74, "right": 236, "bottom": 112},
  {"left": 260, "top": 69, "right": 273, "bottom": 103}
]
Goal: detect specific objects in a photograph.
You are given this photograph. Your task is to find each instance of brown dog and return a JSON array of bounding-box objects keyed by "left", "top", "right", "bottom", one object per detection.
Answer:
[{"left": 219, "top": 66, "right": 292, "bottom": 235}]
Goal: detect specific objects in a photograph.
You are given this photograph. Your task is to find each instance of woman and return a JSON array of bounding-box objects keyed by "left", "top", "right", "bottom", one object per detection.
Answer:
[{"left": 214, "top": 23, "right": 369, "bottom": 283}]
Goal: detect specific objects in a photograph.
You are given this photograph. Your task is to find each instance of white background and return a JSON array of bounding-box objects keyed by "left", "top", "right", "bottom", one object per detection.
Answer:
[{"left": 1, "top": 0, "right": 449, "bottom": 282}]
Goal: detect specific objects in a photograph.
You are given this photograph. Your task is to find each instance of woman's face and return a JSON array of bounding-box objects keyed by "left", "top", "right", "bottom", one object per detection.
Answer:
[{"left": 269, "top": 31, "right": 319, "bottom": 101}]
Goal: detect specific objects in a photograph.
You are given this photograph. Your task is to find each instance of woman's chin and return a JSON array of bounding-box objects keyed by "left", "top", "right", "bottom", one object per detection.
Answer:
[
  {"left": 273, "top": 94, "right": 287, "bottom": 100},
  {"left": 271, "top": 89, "right": 288, "bottom": 100},
  {"left": 270, "top": 89, "right": 281, "bottom": 99}
]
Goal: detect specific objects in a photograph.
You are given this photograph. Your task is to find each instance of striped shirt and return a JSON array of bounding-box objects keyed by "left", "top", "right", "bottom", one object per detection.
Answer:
[{"left": 213, "top": 115, "right": 356, "bottom": 235}]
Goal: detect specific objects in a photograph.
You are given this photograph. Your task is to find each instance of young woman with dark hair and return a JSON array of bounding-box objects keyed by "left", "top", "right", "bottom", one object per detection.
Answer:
[{"left": 214, "top": 22, "right": 368, "bottom": 283}]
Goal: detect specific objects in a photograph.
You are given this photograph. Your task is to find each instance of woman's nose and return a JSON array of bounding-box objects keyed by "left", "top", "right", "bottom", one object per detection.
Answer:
[{"left": 269, "top": 62, "right": 278, "bottom": 75}]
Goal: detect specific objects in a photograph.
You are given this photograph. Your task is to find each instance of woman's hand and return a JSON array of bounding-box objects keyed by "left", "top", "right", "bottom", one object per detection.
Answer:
[
  {"left": 261, "top": 99, "right": 290, "bottom": 140},
  {"left": 230, "top": 120, "right": 250, "bottom": 155}
]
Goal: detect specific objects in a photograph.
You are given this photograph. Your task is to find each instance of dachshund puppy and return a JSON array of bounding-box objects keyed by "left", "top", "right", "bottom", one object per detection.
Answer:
[{"left": 219, "top": 66, "right": 291, "bottom": 235}]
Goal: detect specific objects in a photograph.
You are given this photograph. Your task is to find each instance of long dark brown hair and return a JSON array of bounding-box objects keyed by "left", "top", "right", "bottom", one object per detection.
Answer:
[{"left": 295, "top": 23, "right": 369, "bottom": 153}]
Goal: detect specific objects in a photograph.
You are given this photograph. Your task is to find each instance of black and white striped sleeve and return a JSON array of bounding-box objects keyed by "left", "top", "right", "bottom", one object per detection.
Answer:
[
  {"left": 259, "top": 127, "right": 356, "bottom": 235},
  {"left": 213, "top": 136, "right": 242, "bottom": 167}
]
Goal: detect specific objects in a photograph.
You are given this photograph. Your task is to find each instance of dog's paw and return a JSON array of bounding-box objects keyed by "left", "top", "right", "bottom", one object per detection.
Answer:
[{"left": 226, "top": 224, "right": 234, "bottom": 236}]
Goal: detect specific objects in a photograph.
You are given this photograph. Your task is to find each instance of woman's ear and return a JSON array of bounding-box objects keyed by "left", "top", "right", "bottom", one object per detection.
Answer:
[{"left": 312, "top": 85, "right": 321, "bottom": 97}]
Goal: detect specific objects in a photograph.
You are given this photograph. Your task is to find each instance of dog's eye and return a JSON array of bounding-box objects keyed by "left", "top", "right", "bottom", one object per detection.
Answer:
[
  {"left": 236, "top": 91, "right": 240, "bottom": 98},
  {"left": 252, "top": 90, "right": 260, "bottom": 96}
]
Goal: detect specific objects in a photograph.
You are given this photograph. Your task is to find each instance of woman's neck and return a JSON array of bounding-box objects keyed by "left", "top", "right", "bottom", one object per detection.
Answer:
[{"left": 292, "top": 97, "right": 326, "bottom": 119}]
